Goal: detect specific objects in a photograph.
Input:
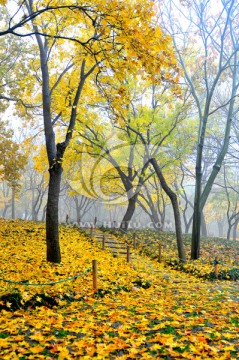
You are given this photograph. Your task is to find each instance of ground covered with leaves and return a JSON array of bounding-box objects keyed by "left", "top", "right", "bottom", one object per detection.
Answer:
[
  {"left": 123, "top": 229, "right": 239, "bottom": 281},
  {"left": 0, "top": 219, "right": 239, "bottom": 359}
]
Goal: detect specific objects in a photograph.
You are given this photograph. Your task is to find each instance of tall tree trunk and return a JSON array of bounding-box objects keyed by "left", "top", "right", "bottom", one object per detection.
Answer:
[
  {"left": 192, "top": 116, "right": 233, "bottom": 258},
  {"left": 191, "top": 169, "right": 202, "bottom": 259},
  {"left": 150, "top": 158, "right": 186, "bottom": 262},
  {"left": 46, "top": 167, "right": 62, "bottom": 263},
  {"left": 120, "top": 196, "right": 136, "bottom": 232}
]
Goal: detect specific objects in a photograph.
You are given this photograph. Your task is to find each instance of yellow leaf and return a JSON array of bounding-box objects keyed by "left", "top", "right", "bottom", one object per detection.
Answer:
[
  {"left": 58, "top": 347, "right": 69, "bottom": 360},
  {"left": 30, "top": 345, "right": 45, "bottom": 354}
]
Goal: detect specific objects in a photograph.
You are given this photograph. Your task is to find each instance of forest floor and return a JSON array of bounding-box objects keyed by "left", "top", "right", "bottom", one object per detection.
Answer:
[{"left": 0, "top": 219, "right": 239, "bottom": 359}]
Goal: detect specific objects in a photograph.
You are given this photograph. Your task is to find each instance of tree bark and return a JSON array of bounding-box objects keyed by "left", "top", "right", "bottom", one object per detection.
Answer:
[
  {"left": 46, "top": 166, "right": 62, "bottom": 263},
  {"left": 191, "top": 158, "right": 203, "bottom": 259},
  {"left": 120, "top": 196, "right": 137, "bottom": 232},
  {"left": 150, "top": 158, "right": 186, "bottom": 262}
]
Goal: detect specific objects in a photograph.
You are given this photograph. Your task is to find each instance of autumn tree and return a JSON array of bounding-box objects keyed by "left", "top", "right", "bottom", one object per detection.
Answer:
[
  {"left": 66, "top": 122, "right": 152, "bottom": 232},
  {"left": 71, "top": 73, "right": 189, "bottom": 259},
  {"left": 161, "top": 0, "right": 239, "bottom": 258},
  {"left": 2, "top": 0, "right": 180, "bottom": 263},
  {"left": 122, "top": 83, "right": 190, "bottom": 262}
]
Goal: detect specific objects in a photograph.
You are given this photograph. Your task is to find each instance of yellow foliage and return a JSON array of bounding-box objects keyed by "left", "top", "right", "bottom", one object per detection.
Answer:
[{"left": 0, "top": 219, "right": 239, "bottom": 358}]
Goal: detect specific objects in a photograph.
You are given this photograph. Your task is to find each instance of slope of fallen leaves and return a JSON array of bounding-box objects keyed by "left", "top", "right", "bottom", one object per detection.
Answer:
[
  {"left": 123, "top": 229, "right": 239, "bottom": 280},
  {"left": 0, "top": 219, "right": 239, "bottom": 359}
]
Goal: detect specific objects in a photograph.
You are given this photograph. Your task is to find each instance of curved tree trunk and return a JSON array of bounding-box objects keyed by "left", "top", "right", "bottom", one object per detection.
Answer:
[
  {"left": 120, "top": 196, "right": 136, "bottom": 232},
  {"left": 150, "top": 158, "right": 186, "bottom": 262}
]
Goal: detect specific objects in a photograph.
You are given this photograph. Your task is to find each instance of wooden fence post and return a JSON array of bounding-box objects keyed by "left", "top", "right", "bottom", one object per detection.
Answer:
[
  {"left": 102, "top": 235, "right": 106, "bottom": 250},
  {"left": 158, "top": 243, "right": 162, "bottom": 263},
  {"left": 92, "top": 260, "right": 98, "bottom": 292},
  {"left": 90, "top": 225, "right": 93, "bottom": 239},
  {"left": 127, "top": 245, "right": 130, "bottom": 262},
  {"left": 214, "top": 257, "right": 219, "bottom": 277}
]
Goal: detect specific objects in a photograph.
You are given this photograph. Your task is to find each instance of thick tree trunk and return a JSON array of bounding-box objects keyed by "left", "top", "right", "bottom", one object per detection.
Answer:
[
  {"left": 46, "top": 166, "right": 62, "bottom": 263},
  {"left": 120, "top": 196, "right": 136, "bottom": 232},
  {"left": 191, "top": 175, "right": 202, "bottom": 259},
  {"left": 150, "top": 158, "right": 186, "bottom": 262}
]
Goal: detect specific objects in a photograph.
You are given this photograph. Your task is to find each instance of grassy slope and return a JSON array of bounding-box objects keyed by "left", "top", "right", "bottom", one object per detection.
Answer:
[{"left": 0, "top": 219, "right": 239, "bottom": 359}]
